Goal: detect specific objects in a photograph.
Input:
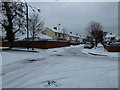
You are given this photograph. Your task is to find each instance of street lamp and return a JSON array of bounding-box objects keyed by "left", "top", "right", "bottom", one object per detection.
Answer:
[
  {"left": 25, "top": 2, "right": 29, "bottom": 49},
  {"left": 25, "top": 2, "right": 29, "bottom": 40}
]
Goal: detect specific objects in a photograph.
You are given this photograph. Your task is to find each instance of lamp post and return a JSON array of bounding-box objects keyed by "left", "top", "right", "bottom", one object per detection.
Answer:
[
  {"left": 24, "top": 1, "right": 40, "bottom": 50},
  {"left": 25, "top": 2, "right": 29, "bottom": 49}
]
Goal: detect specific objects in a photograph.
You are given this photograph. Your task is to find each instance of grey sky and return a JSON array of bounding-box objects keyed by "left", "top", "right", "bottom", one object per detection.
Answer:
[{"left": 28, "top": 2, "right": 118, "bottom": 36}]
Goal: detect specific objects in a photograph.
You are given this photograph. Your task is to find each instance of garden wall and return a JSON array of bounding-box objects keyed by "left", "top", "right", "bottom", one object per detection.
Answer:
[{"left": 1, "top": 41, "right": 70, "bottom": 49}]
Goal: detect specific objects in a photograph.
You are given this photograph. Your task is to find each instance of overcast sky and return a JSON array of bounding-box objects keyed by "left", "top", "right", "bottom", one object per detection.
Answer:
[{"left": 28, "top": 2, "right": 118, "bottom": 36}]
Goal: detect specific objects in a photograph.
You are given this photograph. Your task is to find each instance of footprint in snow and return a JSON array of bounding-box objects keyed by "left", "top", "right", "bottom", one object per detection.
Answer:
[{"left": 43, "top": 80, "right": 60, "bottom": 87}]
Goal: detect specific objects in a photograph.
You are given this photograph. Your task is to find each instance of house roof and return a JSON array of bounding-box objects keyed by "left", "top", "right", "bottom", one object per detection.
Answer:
[
  {"left": 42, "top": 27, "right": 62, "bottom": 33},
  {"left": 37, "top": 33, "right": 52, "bottom": 39},
  {"left": 43, "top": 27, "right": 80, "bottom": 38},
  {"left": 17, "top": 31, "right": 52, "bottom": 40},
  {"left": 69, "top": 34, "right": 80, "bottom": 37},
  {"left": 105, "top": 33, "right": 115, "bottom": 38},
  {"left": 68, "top": 32, "right": 80, "bottom": 37}
]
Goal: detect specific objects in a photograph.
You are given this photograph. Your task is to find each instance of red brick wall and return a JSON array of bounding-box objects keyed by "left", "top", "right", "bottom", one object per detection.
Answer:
[
  {"left": 105, "top": 45, "right": 120, "bottom": 52},
  {"left": 2, "top": 41, "right": 70, "bottom": 49}
]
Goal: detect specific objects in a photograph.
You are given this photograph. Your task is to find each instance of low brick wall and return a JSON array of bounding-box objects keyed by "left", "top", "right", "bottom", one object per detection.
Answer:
[
  {"left": 104, "top": 45, "right": 120, "bottom": 52},
  {"left": 1, "top": 41, "right": 70, "bottom": 49}
]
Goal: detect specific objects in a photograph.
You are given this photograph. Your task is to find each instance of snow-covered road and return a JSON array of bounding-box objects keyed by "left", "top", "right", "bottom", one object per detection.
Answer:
[{"left": 1, "top": 45, "right": 118, "bottom": 88}]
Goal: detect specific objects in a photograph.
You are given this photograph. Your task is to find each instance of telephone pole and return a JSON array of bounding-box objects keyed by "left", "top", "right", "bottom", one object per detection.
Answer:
[
  {"left": 25, "top": 2, "right": 29, "bottom": 49},
  {"left": 26, "top": 2, "right": 29, "bottom": 41}
]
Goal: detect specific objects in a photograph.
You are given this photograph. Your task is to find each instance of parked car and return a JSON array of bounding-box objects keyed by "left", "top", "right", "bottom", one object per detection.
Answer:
[
  {"left": 110, "top": 42, "right": 120, "bottom": 46},
  {"left": 84, "top": 42, "right": 94, "bottom": 49}
]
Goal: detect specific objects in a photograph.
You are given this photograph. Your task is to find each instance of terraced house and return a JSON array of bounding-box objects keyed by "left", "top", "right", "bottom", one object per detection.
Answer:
[{"left": 42, "top": 27, "right": 80, "bottom": 43}]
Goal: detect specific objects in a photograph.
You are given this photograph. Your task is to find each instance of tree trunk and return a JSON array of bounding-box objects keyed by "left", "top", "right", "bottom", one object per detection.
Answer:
[
  {"left": 3, "top": 2, "right": 14, "bottom": 48},
  {"left": 95, "top": 38, "right": 97, "bottom": 48},
  {"left": 6, "top": 26, "right": 14, "bottom": 48}
]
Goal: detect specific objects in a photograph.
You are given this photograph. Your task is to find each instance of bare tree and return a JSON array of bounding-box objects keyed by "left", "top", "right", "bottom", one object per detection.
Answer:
[
  {"left": 86, "top": 21, "right": 103, "bottom": 47},
  {"left": 28, "top": 13, "right": 44, "bottom": 50},
  {"left": 1, "top": 1, "right": 26, "bottom": 43},
  {"left": 28, "top": 13, "right": 44, "bottom": 38}
]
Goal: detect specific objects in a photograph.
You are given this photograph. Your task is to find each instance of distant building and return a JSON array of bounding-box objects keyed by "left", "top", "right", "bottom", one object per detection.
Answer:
[
  {"left": 80, "top": 36, "right": 86, "bottom": 43},
  {"left": 115, "top": 36, "right": 120, "bottom": 41},
  {"left": 42, "top": 27, "right": 59, "bottom": 40},
  {"left": 42, "top": 27, "right": 80, "bottom": 43},
  {"left": 104, "top": 33, "right": 116, "bottom": 42},
  {"left": 69, "top": 33, "right": 80, "bottom": 43},
  {"left": 103, "top": 32, "right": 108, "bottom": 37}
]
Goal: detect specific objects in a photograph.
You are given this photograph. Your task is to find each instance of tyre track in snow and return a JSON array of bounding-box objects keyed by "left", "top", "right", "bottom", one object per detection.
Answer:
[
  {"left": 2, "top": 53, "right": 66, "bottom": 88},
  {"left": 2, "top": 45, "right": 118, "bottom": 88}
]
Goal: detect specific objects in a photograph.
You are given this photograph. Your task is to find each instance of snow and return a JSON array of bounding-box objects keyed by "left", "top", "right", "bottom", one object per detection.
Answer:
[
  {"left": 52, "top": 28, "right": 61, "bottom": 33},
  {"left": 15, "top": 31, "right": 31, "bottom": 40},
  {"left": 16, "top": 34, "right": 27, "bottom": 40},
  {"left": 17, "top": 32, "right": 52, "bottom": 41},
  {"left": 1, "top": 45, "right": 118, "bottom": 88},
  {"left": 105, "top": 33, "right": 115, "bottom": 38},
  {"left": 116, "top": 36, "right": 120, "bottom": 40},
  {"left": 82, "top": 44, "right": 118, "bottom": 58},
  {"left": 0, "top": 47, "right": 9, "bottom": 49},
  {"left": 37, "top": 33, "right": 52, "bottom": 39},
  {"left": 97, "top": 43, "right": 103, "bottom": 47},
  {"left": 69, "top": 33, "right": 80, "bottom": 37},
  {"left": 1, "top": 31, "right": 6, "bottom": 38}
]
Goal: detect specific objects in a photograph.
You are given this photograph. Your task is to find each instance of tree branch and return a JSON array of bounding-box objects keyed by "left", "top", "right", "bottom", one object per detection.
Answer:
[{"left": 13, "top": 29, "right": 20, "bottom": 35}]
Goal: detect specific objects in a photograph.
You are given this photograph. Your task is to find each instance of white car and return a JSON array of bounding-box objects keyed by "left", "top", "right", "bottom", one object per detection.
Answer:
[{"left": 84, "top": 42, "right": 94, "bottom": 49}]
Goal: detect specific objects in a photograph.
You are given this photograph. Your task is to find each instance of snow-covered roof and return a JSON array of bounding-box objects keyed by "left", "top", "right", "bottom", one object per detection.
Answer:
[
  {"left": 37, "top": 33, "right": 52, "bottom": 39},
  {"left": 16, "top": 31, "right": 31, "bottom": 40},
  {"left": 43, "top": 27, "right": 80, "bottom": 38},
  {"left": 105, "top": 33, "right": 115, "bottom": 38},
  {"left": 17, "top": 32, "right": 52, "bottom": 41},
  {"left": 52, "top": 29, "right": 61, "bottom": 33},
  {"left": 69, "top": 33, "right": 80, "bottom": 38},
  {"left": 81, "top": 36, "right": 85, "bottom": 39},
  {"left": 43, "top": 27, "right": 62, "bottom": 33}
]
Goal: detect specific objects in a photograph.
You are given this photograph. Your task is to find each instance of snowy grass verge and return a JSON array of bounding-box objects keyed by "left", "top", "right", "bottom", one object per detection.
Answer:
[{"left": 82, "top": 47, "right": 118, "bottom": 58}]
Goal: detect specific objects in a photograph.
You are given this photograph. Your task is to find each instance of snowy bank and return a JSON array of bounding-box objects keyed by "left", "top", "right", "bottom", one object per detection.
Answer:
[
  {"left": 82, "top": 44, "right": 118, "bottom": 58},
  {"left": 0, "top": 47, "right": 9, "bottom": 50}
]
